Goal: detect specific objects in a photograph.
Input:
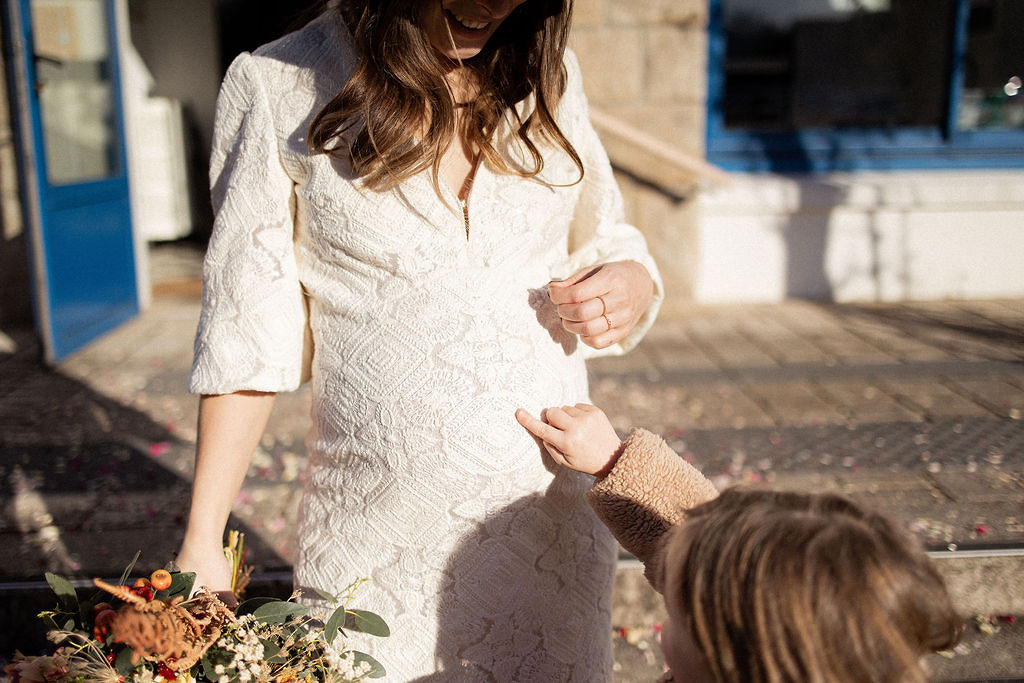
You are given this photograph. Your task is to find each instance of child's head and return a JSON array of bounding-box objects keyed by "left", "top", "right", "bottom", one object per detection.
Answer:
[{"left": 659, "top": 488, "right": 962, "bottom": 683}]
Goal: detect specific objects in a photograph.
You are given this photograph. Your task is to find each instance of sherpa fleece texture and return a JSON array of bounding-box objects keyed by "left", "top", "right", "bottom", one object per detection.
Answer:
[{"left": 586, "top": 428, "right": 718, "bottom": 592}]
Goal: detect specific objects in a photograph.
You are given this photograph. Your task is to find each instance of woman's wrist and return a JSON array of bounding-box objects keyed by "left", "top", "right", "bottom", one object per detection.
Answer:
[{"left": 179, "top": 527, "right": 227, "bottom": 556}]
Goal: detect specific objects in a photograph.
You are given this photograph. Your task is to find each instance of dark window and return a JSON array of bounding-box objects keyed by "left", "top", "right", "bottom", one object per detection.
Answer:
[
  {"left": 707, "top": 0, "right": 1024, "bottom": 171},
  {"left": 722, "top": 1, "right": 957, "bottom": 131},
  {"left": 958, "top": 0, "right": 1024, "bottom": 131}
]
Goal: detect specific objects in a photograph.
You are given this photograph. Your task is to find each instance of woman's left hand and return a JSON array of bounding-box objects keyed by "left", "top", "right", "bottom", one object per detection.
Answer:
[{"left": 548, "top": 260, "right": 654, "bottom": 350}]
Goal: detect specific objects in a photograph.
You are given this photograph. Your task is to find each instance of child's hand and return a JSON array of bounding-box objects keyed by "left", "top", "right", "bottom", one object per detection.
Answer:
[{"left": 515, "top": 403, "right": 622, "bottom": 476}]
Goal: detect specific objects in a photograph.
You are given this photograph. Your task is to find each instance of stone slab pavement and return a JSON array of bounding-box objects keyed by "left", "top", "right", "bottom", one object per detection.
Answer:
[{"left": 1, "top": 242, "right": 1022, "bottom": 680}]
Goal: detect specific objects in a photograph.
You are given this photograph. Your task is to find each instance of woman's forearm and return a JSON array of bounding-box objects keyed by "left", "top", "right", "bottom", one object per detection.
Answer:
[{"left": 180, "top": 391, "right": 276, "bottom": 551}]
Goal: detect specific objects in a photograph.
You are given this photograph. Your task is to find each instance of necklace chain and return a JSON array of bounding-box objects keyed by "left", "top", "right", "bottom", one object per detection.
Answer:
[
  {"left": 456, "top": 152, "right": 480, "bottom": 240},
  {"left": 459, "top": 198, "right": 470, "bottom": 239}
]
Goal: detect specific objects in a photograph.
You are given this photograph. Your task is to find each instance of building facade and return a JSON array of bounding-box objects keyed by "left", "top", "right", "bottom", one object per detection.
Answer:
[{"left": 572, "top": 0, "right": 1024, "bottom": 308}]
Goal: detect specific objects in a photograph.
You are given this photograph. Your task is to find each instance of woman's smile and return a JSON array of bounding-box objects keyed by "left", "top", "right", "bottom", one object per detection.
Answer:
[
  {"left": 424, "top": 1, "right": 528, "bottom": 60},
  {"left": 449, "top": 10, "right": 491, "bottom": 31}
]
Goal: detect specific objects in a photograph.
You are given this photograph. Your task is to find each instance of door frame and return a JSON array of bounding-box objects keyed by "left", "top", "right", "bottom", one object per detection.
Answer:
[{"left": 4, "top": 0, "right": 141, "bottom": 364}]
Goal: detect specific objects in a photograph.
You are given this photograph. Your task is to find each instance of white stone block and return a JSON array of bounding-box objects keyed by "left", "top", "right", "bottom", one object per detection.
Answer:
[{"left": 695, "top": 171, "right": 1024, "bottom": 303}]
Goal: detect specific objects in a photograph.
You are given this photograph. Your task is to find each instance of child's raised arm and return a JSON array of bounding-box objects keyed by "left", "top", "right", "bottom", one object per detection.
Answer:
[
  {"left": 517, "top": 403, "right": 718, "bottom": 590},
  {"left": 515, "top": 404, "right": 623, "bottom": 476}
]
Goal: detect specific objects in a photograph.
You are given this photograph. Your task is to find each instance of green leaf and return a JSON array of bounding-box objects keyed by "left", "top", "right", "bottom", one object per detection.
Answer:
[
  {"left": 155, "top": 571, "right": 195, "bottom": 603},
  {"left": 350, "top": 651, "right": 387, "bottom": 679},
  {"left": 116, "top": 551, "right": 141, "bottom": 587},
  {"left": 45, "top": 572, "right": 78, "bottom": 613},
  {"left": 262, "top": 639, "right": 286, "bottom": 664},
  {"left": 235, "top": 596, "right": 278, "bottom": 617},
  {"left": 323, "top": 605, "right": 347, "bottom": 645},
  {"left": 345, "top": 609, "right": 390, "bottom": 637},
  {"left": 252, "top": 600, "right": 308, "bottom": 624},
  {"left": 114, "top": 647, "right": 136, "bottom": 675},
  {"left": 202, "top": 653, "right": 218, "bottom": 680},
  {"left": 202, "top": 647, "right": 235, "bottom": 679},
  {"left": 307, "top": 586, "right": 337, "bottom": 603}
]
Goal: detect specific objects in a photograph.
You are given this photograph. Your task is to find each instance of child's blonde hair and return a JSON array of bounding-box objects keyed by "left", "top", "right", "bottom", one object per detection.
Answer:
[{"left": 662, "top": 488, "right": 962, "bottom": 682}]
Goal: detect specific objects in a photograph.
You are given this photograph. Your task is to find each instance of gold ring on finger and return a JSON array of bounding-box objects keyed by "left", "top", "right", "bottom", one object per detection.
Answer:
[
  {"left": 597, "top": 295, "right": 607, "bottom": 317},
  {"left": 602, "top": 313, "right": 612, "bottom": 331}
]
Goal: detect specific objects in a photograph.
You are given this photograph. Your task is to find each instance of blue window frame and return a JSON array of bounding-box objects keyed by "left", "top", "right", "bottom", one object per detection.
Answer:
[{"left": 706, "top": 0, "right": 1024, "bottom": 172}]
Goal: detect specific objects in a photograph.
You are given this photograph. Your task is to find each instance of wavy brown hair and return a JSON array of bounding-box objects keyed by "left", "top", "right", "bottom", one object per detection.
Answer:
[
  {"left": 307, "top": 0, "right": 581, "bottom": 192},
  {"left": 663, "top": 488, "right": 962, "bottom": 682}
]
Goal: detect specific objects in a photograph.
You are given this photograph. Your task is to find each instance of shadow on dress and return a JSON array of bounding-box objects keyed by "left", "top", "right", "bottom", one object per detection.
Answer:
[{"left": 409, "top": 466, "right": 617, "bottom": 683}]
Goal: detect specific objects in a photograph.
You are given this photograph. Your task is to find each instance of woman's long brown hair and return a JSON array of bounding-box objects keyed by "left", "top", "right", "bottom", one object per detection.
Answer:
[
  {"left": 307, "top": 0, "right": 582, "bottom": 193},
  {"left": 663, "top": 488, "right": 962, "bottom": 682}
]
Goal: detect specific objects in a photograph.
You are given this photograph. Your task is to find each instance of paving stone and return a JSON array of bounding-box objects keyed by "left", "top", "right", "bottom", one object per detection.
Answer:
[
  {"left": 946, "top": 376, "right": 1024, "bottom": 419},
  {"left": 740, "top": 380, "right": 848, "bottom": 427},
  {"left": 876, "top": 377, "right": 998, "bottom": 420},
  {"left": 805, "top": 332, "right": 900, "bottom": 366},
  {"left": 811, "top": 378, "right": 924, "bottom": 425}
]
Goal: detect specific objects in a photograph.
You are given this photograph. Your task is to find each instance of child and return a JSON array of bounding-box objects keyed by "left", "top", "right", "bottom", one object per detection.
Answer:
[{"left": 516, "top": 404, "right": 962, "bottom": 682}]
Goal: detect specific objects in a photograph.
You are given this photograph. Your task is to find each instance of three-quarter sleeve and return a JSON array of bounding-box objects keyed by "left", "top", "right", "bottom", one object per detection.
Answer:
[
  {"left": 558, "top": 50, "right": 665, "bottom": 358},
  {"left": 188, "top": 52, "right": 310, "bottom": 395}
]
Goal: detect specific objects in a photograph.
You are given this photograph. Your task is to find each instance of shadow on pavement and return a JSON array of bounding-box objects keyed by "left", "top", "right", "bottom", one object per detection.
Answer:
[
  {"left": 837, "top": 302, "right": 1024, "bottom": 354},
  {"left": 0, "top": 328, "right": 286, "bottom": 653}
]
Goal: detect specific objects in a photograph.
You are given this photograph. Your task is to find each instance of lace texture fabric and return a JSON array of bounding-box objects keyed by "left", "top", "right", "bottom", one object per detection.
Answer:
[{"left": 189, "top": 12, "right": 663, "bottom": 681}]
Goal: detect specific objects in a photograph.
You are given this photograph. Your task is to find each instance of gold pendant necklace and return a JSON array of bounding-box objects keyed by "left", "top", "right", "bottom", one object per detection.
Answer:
[
  {"left": 457, "top": 152, "right": 481, "bottom": 240},
  {"left": 459, "top": 197, "right": 470, "bottom": 239}
]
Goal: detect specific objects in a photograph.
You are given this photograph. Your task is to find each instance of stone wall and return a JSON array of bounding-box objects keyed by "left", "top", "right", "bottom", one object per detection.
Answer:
[
  {"left": 0, "top": 30, "right": 33, "bottom": 326},
  {"left": 571, "top": 0, "right": 708, "bottom": 315}
]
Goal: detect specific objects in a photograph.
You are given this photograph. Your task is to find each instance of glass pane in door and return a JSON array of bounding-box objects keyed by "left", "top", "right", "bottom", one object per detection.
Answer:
[{"left": 31, "top": 0, "right": 118, "bottom": 185}]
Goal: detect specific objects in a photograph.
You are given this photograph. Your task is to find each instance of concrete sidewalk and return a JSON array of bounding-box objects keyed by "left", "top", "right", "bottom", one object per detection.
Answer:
[{"left": 1, "top": 242, "right": 1022, "bottom": 680}]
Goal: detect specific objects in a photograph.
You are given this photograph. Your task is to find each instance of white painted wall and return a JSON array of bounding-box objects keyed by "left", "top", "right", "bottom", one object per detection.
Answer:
[
  {"left": 696, "top": 170, "right": 1024, "bottom": 302},
  {"left": 127, "top": 0, "right": 220, "bottom": 157}
]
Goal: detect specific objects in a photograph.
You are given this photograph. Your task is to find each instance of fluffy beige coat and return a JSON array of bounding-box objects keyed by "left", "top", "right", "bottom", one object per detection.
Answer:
[{"left": 587, "top": 429, "right": 719, "bottom": 591}]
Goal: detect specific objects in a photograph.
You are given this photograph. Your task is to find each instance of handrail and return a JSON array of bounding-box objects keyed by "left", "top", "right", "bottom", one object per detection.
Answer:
[{"left": 590, "top": 107, "right": 731, "bottom": 198}]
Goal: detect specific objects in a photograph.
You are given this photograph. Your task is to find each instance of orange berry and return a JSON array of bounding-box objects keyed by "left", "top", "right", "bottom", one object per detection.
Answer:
[
  {"left": 150, "top": 568, "right": 173, "bottom": 591},
  {"left": 93, "top": 609, "right": 117, "bottom": 641},
  {"left": 91, "top": 601, "right": 113, "bottom": 617},
  {"left": 133, "top": 577, "right": 152, "bottom": 589}
]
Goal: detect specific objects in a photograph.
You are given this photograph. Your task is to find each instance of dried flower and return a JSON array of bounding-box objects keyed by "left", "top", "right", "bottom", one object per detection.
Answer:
[{"left": 3, "top": 540, "right": 388, "bottom": 682}]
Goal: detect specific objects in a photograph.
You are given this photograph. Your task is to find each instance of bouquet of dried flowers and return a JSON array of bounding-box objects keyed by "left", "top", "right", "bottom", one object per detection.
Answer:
[{"left": 2, "top": 533, "right": 388, "bottom": 682}]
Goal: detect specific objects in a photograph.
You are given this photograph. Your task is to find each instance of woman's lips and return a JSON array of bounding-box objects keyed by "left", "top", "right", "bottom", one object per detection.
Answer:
[{"left": 446, "top": 9, "right": 491, "bottom": 34}]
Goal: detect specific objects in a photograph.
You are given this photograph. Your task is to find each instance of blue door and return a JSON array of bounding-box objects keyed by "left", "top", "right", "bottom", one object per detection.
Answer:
[{"left": 7, "top": 0, "right": 138, "bottom": 363}]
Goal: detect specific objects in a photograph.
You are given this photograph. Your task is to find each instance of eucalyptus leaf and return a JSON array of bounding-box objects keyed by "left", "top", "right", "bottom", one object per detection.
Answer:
[
  {"left": 307, "top": 586, "right": 337, "bottom": 603},
  {"left": 252, "top": 600, "right": 309, "bottom": 624},
  {"left": 323, "top": 605, "right": 347, "bottom": 645},
  {"left": 202, "top": 653, "right": 218, "bottom": 680},
  {"left": 262, "top": 639, "right": 286, "bottom": 664},
  {"left": 235, "top": 596, "right": 279, "bottom": 617},
  {"left": 351, "top": 651, "right": 387, "bottom": 679},
  {"left": 115, "top": 647, "right": 136, "bottom": 675},
  {"left": 345, "top": 609, "right": 390, "bottom": 637},
  {"left": 44, "top": 572, "right": 78, "bottom": 613}
]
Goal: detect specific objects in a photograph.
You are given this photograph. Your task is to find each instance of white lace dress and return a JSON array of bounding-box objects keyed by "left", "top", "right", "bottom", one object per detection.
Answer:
[{"left": 189, "top": 13, "right": 663, "bottom": 682}]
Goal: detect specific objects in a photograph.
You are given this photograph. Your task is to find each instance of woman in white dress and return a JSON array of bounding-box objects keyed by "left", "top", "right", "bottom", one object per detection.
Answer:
[{"left": 177, "top": 1, "right": 663, "bottom": 679}]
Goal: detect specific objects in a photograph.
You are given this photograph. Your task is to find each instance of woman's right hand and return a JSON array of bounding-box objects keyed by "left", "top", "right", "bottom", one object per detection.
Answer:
[
  {"left": 175, "top": 541, "right": 238, "bottom": 608},
  {"left": 177, "top": 391, "right": 277, "bottom": 609}
]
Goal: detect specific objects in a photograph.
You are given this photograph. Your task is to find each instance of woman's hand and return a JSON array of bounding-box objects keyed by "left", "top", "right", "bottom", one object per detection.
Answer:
[
  {"left": 547, "top": 260, "right": 654, "bottom": 350},
  {"left": 175, "top": 541, "right": 238, "bottom": 608},
  {"left": 516, "top": 403, "right": 622, "bottom": 477},
  {"left": 175, "top": 391, "right": 276, "bottom": 609}
]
